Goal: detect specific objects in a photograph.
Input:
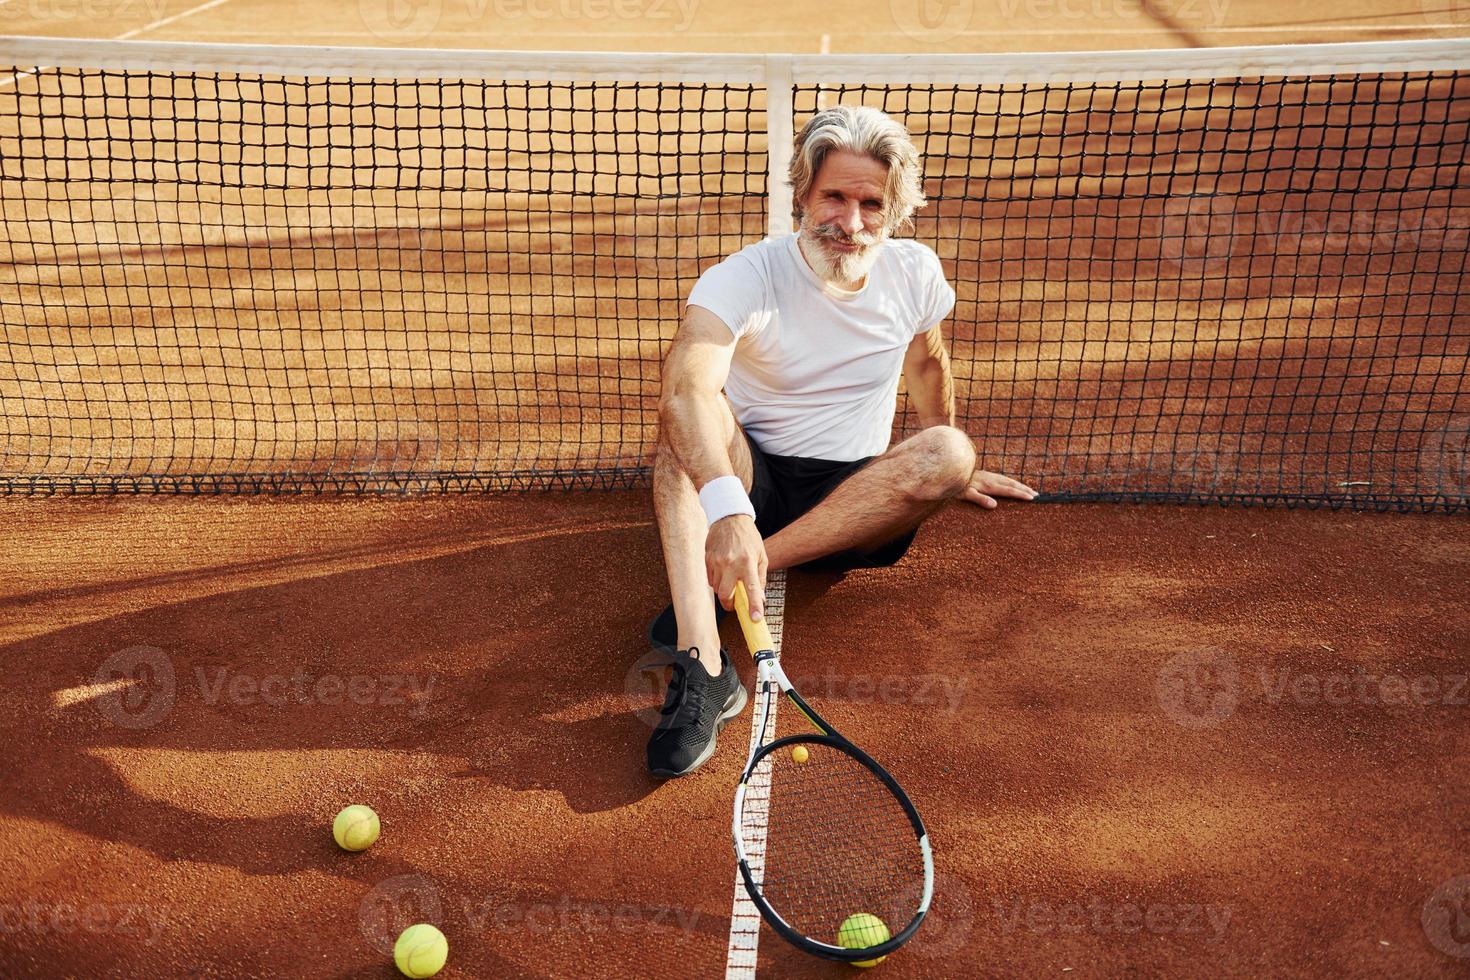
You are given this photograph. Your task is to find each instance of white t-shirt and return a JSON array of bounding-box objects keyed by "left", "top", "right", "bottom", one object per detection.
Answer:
[{"left": 686, "top": 234, "right": 955, "bottom": 461}]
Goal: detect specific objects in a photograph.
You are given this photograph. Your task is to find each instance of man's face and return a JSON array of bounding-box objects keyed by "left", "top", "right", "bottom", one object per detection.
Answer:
[{"left": 798, "top": 149, "right": 891, "bottom": 287}]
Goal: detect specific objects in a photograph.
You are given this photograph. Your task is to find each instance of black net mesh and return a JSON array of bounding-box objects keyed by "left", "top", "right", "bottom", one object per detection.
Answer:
[
  {"left": 797, "top": 72, "right": 1469, "bottom": 511},
  {"left": 0, "top": 66, "right": 765, "bottom": 492},
  {"left": 0, "top": 52, "right": 1465, "bottom": 508}
]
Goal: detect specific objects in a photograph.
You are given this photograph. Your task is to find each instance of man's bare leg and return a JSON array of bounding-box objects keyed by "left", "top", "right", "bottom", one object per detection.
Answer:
[
  {"left": 763, "top": 426, "right": 976, "bottom": 571},
  {"left": 652, "top": 401, "right": 753, "bottom": 676}
]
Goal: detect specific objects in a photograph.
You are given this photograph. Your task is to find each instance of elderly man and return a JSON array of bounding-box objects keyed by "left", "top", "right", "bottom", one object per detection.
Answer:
[{"left": 646, "top": 105, "right": 1036, "bottom": 777}]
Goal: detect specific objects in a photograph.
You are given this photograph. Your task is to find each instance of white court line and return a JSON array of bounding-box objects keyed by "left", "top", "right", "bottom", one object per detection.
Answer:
[
  {"left": 0, "top": 0, "right": 234, "bottom": 89},
  {"left": 723, "top": 568, "right": 786, "bottom": 980}
]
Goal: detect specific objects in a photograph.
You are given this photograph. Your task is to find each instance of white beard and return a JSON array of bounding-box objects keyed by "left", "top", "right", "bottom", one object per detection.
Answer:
[{"left": 799, "top": 226, "right": 887, "bottom": 288}]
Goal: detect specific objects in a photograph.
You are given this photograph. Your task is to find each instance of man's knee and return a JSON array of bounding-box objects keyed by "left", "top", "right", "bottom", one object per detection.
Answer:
[{"left": 903, "top": 425, "right": 975, "bottom": 500}]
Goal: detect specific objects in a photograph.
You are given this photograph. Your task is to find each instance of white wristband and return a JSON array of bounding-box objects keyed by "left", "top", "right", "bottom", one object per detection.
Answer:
[{"left": 698, "top": 475, "right": 755, "bottom": 527}]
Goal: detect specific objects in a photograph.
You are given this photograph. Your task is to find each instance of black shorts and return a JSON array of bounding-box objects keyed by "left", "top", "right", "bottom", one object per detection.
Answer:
[{"left": 745, "top": 433, "right": 916, "bottom": 573}]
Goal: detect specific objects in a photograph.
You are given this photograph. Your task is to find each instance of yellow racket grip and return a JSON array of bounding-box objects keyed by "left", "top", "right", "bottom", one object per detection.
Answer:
[{"left": 733, "top": 581, "right": 775, "bottom": 655}]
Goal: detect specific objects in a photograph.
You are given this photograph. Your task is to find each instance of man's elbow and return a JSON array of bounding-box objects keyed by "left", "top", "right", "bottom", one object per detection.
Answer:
[{"left": 657, "top": 379, "right": 710, "bottom": 421}]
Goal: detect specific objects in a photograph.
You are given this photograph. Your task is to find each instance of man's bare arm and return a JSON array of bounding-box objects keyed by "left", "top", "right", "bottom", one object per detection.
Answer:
[
  {"left": 902, "top": 323, "right": 1038, "bottom": 507},
  {"left": 659, "top": 305, "right": 741, "bottom": 485},
  {"left": 902, "top": 323, "right": 955, "bottom": 429},
  {"left": 659, "top": 304, "right": 768, "bottom": 617}
]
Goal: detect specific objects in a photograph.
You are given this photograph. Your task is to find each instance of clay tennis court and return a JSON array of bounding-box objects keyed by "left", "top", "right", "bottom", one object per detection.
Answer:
[{"left": 1, "top": 2, "right": 1468, "bottom": 978}]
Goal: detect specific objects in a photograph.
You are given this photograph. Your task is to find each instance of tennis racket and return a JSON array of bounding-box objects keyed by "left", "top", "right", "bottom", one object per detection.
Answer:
[{"left": 730, "top": 581, "right": 934, "bottom": 963}]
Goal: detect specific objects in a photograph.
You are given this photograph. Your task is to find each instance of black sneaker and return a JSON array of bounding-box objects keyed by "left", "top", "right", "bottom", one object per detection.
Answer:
[
  {"left": 647, "top": 599, "right": 729, "bottom": 657},
  {"left": 646, "top": 647, "right": 747, "bottom": 778}
]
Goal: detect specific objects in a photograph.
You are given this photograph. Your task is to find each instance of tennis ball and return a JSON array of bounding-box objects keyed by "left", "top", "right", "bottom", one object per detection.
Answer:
[
  {"left": 837, "top": 912, "right": 891, "bottom": 968},
  {"left": 332, "top": 804, "right": 380, "bottom": 852},
  {"left": 393, "top": 923, "right": 448, "bottom": 978},
  {"left": 791, "top": 744, "right": 810, "bottom": 764}
]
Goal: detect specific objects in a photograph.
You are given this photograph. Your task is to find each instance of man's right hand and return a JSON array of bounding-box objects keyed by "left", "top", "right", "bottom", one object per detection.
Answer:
[{"left": 705, "top": 515, "right": 767, "bottom": 621}]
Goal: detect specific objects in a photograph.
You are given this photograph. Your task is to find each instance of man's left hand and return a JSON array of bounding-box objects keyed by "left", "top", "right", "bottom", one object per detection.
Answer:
[{"left": 962, "top": 469, "right": 1038, "bottom": 509}]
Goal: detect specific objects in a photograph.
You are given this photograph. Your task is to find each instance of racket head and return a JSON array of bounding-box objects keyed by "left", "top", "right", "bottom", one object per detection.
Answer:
[{"left": 733, "top": 733, "right": 933, "bottom": 962}]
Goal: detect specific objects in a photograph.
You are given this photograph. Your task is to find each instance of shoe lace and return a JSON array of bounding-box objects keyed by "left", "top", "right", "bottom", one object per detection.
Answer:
[{"left": 659, "top": 648, "right": 706, "bottom": 726}]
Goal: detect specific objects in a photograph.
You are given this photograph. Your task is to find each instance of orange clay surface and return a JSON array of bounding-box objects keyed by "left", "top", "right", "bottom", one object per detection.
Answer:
[{"left": 0, "top": 493, "right": 1465, "bottom": 977}]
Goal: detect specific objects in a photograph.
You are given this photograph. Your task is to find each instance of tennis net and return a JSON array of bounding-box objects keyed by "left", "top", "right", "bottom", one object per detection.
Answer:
[{"left": 0, "top": 37, "right": 1466, "bottom": 509}]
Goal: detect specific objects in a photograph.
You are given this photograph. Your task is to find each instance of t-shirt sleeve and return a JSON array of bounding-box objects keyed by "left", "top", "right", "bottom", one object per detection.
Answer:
[
  {"left": 685, "top": 250, "right": 769, "bottom": 340},
  {"left": 916, "top": 246, "right": 956, "bottom": 335}
]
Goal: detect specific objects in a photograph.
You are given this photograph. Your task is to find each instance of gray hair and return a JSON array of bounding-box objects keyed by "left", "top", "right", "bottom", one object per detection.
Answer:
[{"left": 789, "top": 105, "right": 926, "bottom": 230}]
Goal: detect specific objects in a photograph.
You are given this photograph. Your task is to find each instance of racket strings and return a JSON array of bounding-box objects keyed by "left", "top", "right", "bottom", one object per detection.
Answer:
[{"left": 740, "top": 741, "right": 926, "bottom": 946}]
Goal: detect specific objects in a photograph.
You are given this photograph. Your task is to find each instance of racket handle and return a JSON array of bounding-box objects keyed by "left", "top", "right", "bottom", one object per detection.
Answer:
[{"left": 733, "top": 581, "right": 775, "bottom": 655}]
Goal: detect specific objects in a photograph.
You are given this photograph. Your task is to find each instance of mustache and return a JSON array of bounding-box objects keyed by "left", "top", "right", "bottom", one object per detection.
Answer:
[{"left": 807, "top": 224, "right": 884, "bottom": 248}]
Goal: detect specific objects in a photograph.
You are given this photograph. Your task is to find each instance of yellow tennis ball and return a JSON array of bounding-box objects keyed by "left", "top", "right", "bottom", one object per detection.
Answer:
[
  {"left": 332, "top": 805, "right": 380, "bottom": 852},
  {"left": 837, "top": 912, "right": 891, "bottom": 968},
  {"left": 393, "top": 923, "right": 448, "bottom": 978},
  {"left": 791, "top": 744, "right": 810, "bottom": 764}
]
